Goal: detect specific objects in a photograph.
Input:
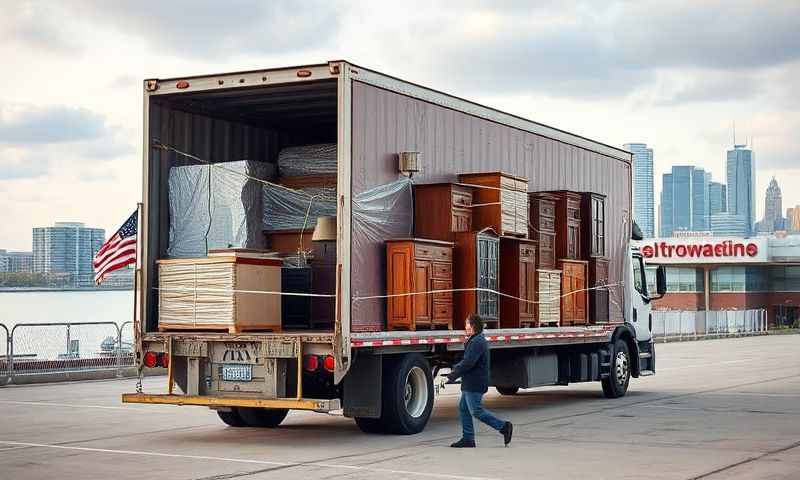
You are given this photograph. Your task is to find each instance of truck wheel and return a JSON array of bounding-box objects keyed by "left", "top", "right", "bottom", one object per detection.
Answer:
[
  {"left": 217, "top": 408, "right": 247, "bottom": 427},
  {"left": 354, "top": 417, "right": 385, "bottom": 434},
  {"left": 601, "top": 339, "right": 630, "bottom": 398},
  {"left": 496, "top": 386, "right": 520, "bottom": 396},
  {"left": 237, "top": 407, "right": 289, "bottom": 428},
  {"left": 382, "top": 354, "right": 434, "bottom": 435}
]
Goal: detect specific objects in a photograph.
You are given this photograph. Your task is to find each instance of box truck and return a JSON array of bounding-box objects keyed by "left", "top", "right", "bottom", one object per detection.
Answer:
[{"left": 122, "top": 60, "right": 666, "bottom": 434}]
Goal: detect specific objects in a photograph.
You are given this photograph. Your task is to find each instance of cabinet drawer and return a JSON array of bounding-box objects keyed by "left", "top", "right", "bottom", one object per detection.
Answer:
[
  {"left": 431, "top": 262, "right": 452, "bottom": 279},
  {"left": 539, "top": 201, "right": 556, "bottom": 217},
  {"left": 432, "top": 246, "right": 452, "bottom": 262},
  {"left": 451, "top": 207, "right": 472, "bottom": 233},
  {"left": 432, "top": 302, "right": 452, "bottom": 319},
  {"left": 539, "top": 217, "right": 555, "bottom": 232},
  {"left": 432, "top": 279, "right": 453, "bottom": 301}
]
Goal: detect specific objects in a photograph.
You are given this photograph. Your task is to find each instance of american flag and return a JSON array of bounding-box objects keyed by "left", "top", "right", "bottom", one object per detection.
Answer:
[{"left": 94, "top": 210, "right": 138, "bottom": 284}]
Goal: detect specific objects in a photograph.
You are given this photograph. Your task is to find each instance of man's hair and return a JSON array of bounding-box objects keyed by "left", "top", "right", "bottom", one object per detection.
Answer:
[{"left": 467, "top": 314, "right": 484, "bottom": 334}]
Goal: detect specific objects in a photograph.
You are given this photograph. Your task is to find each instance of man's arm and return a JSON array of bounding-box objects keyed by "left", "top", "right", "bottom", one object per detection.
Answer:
[{"left": 448, "top": 339, "right": 482, "bottom": 381}]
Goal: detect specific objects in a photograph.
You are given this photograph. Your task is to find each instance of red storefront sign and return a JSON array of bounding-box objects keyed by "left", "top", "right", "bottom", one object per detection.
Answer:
[{"left": 641, "top": 240, "right": 759, "bottom": 260}]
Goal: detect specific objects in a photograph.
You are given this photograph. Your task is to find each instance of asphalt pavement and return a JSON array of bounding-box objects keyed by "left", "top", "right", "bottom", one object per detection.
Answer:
[{"left": 1, "top": 334, "right": 799, "bottom": 480}]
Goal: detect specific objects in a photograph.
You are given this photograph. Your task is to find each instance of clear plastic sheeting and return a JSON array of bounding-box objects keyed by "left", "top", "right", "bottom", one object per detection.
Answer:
[
  {"left": 262, "top": 185, "right": 337, "bottom": 231},
  {"left": 277, "top": 143, "right": 337, "bottom": 176},
  {"left": 351, "top": 178, "right": 414, "bottom": 330},
  {"left": 167, "top": 161, "right": 275, "bottom": 258}
]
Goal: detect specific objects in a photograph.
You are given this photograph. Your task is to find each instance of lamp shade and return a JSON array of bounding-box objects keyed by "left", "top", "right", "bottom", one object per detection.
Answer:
[{"left": 312, "top": 216, "right": 337, "bottom": 241}]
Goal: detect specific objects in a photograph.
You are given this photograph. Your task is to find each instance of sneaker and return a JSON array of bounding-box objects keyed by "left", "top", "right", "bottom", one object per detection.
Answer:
[
  {"left": 450, "top": 438, "right": 476, "bottom": 448},
  {"left": 500, "top": 422, "right": 513, "bottom": 446}
]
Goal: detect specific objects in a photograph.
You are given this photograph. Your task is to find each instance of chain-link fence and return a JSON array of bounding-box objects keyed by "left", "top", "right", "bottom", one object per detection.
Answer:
[
  {"left": 652, "top": 309, "right": 767, "bottom": 342},
  {"left": 0, "top": 321, "right": 136, "bottom": 385}
]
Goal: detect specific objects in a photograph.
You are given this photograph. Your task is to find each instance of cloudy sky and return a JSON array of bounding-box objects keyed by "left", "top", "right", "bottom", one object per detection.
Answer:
[{"left": 1, "top": 0, "right": 798, "bottom": 249}]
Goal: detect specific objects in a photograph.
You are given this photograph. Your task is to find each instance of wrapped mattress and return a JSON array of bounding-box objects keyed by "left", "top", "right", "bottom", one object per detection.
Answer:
[{"left": 167, "top": 161, "right": 275, "bottom": 258}]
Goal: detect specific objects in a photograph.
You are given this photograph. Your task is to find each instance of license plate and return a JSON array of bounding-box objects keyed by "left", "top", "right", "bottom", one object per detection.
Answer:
[{"left": 222, "top": 364, "right": 252, "bottom": 382}]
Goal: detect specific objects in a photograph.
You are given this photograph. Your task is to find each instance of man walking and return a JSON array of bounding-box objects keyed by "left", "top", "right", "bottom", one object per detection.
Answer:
[{"left": 448, "top": 314, "right": 513, "bottom": 448}]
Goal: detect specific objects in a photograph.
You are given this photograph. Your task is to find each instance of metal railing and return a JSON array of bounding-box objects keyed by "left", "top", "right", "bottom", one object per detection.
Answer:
[
  {"left": 0, "top": 320, "right": 136, "bottom": 385},
  {"left": 652, "top": 309, "right": 768, "bottom": 342}
]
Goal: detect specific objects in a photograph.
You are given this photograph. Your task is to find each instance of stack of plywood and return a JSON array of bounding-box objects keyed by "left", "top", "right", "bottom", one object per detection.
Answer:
[{"left": 158, "top": 252, "right": 282, "bottom": 333}]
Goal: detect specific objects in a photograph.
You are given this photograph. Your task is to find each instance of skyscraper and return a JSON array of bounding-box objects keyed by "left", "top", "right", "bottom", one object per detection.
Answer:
[
  {"left": 692, "top": 169, "right": 710, "bottom": 231},
  {"left": 787, "top": 206, "right": 800, "bottom": 233},
  {"left": 709, "top": 181, "right": 727, "bottom": 215},
  {"left": 624, "top": 143, "right": 655, "bottom": 237},
  {"left": 756, "top": 177, "right": 783, "bottom": 233},
  {"left": 32, "top": 222, "right": 105, "bottom": 286},
  {"left": 727, "top": 144, "right": 755, "bottom": 236},
  {"left": 659, "top": 166, "right": 716, "bottom": 237}
]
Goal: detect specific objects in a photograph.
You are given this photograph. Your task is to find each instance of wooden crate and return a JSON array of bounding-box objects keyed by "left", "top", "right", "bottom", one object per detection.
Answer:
[
  {"left": 386, "top": 239, "right": 454, "bottom": 331},
  {"left": 458, "top": 172, "right": 528, "bottom": 237},
  {"left": 537, "top": 269, "right": 561, "bottom": 327},
  {"left": 559, "top": 259, "right": 588, "bottom": 326},
  {"left": 157, "top": 256, "right": 282, "bottom": 333}
]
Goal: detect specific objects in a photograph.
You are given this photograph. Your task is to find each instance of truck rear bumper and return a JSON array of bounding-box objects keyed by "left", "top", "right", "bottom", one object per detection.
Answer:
[{"left": 122, "top": 393, "right": 341, "bottom": 412}]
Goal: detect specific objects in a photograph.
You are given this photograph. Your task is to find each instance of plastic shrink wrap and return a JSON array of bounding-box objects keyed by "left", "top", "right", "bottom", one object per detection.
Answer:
[
  {"left": 167, "top": 161, "right": 275, "bottom": 258},
  {"left": 277, "top": 143, "right": 337, "bottom": 177}
]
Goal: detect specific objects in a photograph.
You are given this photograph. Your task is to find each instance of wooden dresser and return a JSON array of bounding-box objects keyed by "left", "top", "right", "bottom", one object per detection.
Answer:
[
  {"left": 414, "top": 183, "right": 473, "bottom": 241},
  {"left": 529, "top": 193, "right": 558, "bottom": 269},
  {"left": 499, "top": 237, "right": 538, "bottom": 328},
  {"left": 458, "top": 172, "right": 528, "bottom": 237},
  {"left": 553, "top": 191, "right": 583, "bottom": 260},
  {"left": 558, "top": 259, "right": 588, "bottom": 326},
  {"left": 453, "top": 229, "right": 500, "bottom": 329},
  {"left": 386, "top": 239, "right": 454, "bottom": 331}
]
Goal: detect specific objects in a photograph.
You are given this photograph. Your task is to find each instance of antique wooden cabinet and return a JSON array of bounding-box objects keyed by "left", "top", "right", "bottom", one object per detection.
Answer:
[
  {"left": 581, "top": 192, "right": 606, "bottom": 259},
  {"left": 529, "top": 192, "right": 558, "bottom": 269},
  {"left": 453, "top": 229, "right": 500, "bottom": 328},
  {"left": 310, "top": 240, "right": 336, "bottom": 328},
  {"left": 558, "top": 259, "right": 588, "bottom": 326},
  {"left": 386, "top": 239, "right": 454, "bottom": 331},
  {"left": 553, "top": 191, "right": 583, "bottom": 260},
  {"left": 413, "top": 183, "right": 473, "bottom": 241},
  {"left": 458, "top": 172, "right": 528, "bottom": 237},
  {"left": 537, "top": 269, "right": 561, "bottom": 327},
  {"left": 499, "top": 237, "right": 538, "bottom": 328},
  {"left": 588, "top": 257, "right": 610, "bottom": 324}
]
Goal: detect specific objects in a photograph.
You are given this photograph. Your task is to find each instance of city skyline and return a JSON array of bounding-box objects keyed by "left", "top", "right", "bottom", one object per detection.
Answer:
[
  {"left": 1, "top": 2, "right": 798, "bottom": 250},
  {"left": 624, "top": 143, "right": 655, "bottom": 238}
]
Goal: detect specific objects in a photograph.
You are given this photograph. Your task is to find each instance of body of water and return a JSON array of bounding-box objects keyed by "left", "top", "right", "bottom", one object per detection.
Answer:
[{"left": 0, "top": 290, "right": 134, "bottom": 358}]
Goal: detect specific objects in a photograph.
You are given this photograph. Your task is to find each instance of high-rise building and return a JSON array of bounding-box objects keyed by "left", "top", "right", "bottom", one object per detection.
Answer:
[
  {"left": 659, "top": 165, "right": 711, "bottom": 237},
  {"left": 756, "top": 177, "right": 784, "bottom": 233},
  {"left": 787, "top": 206, "right": 800, "bottom": 233},
  {"left": 709, "top": 182, "right": 727, "bottom": 215},
  {"left": 727, "top": 144, "right": 755, "bottom": 236},
  {"left": 32, "top": 222, "right": 105, "bottom": 286},
  {"left": 692, "top": 169, "right": 710, "bottom": 231},
  {"left": 710, "top": 212, "right": 749, "bottom": 237},
  {"left": 624, "top": 143, "right": 655, "bottom": 237},
  {"left": 0, "top": 250, "right": 33, "bottom": 273}
]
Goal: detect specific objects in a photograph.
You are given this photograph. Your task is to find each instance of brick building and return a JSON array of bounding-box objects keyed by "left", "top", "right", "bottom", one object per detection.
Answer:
[{"left": 642, "top": 236, "right": 800, "bottom": 328}]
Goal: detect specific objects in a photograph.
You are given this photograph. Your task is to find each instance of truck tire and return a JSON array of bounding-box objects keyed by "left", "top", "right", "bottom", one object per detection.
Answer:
[
  {"left": 382, "top": 354, "right": 434, "bottom": 435},
  {"left": 354, "top": 416, "right": 385, "bottom": 434},
  {"left": 237, "top": 407, "right": 289, "bottom": 428},
  {"left": 496, "top": 386, "right": 520, "bottom": 395},
  {"left": 601, "top": 339, "right": 630, "bottom": 398},
  {"left": 217, "top": 408, "right": 247, "bottom": 427}
]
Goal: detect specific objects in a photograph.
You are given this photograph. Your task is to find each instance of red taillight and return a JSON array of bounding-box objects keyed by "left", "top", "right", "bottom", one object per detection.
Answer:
[
  {"left": 303, "top": 354, "right": 319, "bottom": 372},
  {"left": 143, "top": 351, "right": 158, "bottom": 368},
  {"left": 176, "top": 80, "right": 190, "bottom": 89},
  {"left": 296, "top": 69, "right": 312, "bottom": 78},
  {"left": 323, "top": 355, "right": 335, "bottom": 373},
  {"left": 158, "top": 352, "right": 169, "bottom": 369}
]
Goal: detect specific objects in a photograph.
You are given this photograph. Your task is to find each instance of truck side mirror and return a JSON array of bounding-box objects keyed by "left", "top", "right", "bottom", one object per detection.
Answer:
[{"left": 654, "top": 265, "right": 667, "bottom": 299}]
